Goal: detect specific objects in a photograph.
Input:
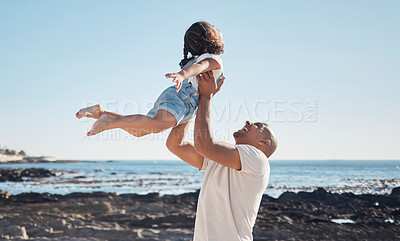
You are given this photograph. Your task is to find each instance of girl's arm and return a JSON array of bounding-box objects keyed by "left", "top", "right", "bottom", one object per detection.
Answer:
[{"left": 166, "top": 58, "right": 221, "bottom": 92}]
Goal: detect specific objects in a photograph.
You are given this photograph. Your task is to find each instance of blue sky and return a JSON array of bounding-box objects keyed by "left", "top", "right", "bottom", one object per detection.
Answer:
[{"left": 1, "top": 0, "right": 399, "bottom": 160}]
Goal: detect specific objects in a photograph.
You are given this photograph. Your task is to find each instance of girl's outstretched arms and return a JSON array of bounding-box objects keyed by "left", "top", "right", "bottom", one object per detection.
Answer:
[{"left": 165, "top": 58, "right": 221, "bottom": 92}]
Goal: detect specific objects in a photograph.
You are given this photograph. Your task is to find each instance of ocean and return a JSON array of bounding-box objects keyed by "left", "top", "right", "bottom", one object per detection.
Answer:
[{"left": 0, "top": 160, "right": 399, "bottom": 198}]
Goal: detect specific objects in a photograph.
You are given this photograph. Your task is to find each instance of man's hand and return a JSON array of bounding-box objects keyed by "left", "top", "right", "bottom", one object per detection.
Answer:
[
  {"left": 165, "top": 73, "right": 185, "bottom": 92},
  {"left": 197, "top": 71, "right": 225, "bottom": 98}
]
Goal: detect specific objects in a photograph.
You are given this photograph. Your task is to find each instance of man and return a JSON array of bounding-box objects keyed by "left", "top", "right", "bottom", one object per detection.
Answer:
[{"left": 166, "top": 71, "right": 277, "bottom": 241}]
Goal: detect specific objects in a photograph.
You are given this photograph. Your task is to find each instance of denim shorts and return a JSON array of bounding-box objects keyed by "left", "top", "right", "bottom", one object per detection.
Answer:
[{"left": 147, "top": 80, "right": 200, "bottom": 126}]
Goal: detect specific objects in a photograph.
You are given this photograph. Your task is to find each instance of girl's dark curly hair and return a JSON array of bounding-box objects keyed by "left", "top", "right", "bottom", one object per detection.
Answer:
[{"left": 179, "top": 21, "right": 224, "bottom": 69}]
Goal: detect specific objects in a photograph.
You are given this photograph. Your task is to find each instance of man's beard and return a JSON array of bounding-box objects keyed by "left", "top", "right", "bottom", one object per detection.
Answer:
[{"left": 233, "top": 131, "right": 245, "bottom": 138}]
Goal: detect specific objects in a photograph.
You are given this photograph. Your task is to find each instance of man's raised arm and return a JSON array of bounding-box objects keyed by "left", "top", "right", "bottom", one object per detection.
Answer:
[
  {"left": 194, "top": 72, "right": 242, "bottom": 170},
  {"left": 166, "top": 121, "right": 204, "bottom": 169}
]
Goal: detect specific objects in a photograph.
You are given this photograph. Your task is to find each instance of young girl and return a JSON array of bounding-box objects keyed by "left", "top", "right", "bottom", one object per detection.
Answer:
[{"left": 75, "top": 21, "right": 224, "bottom": 137}]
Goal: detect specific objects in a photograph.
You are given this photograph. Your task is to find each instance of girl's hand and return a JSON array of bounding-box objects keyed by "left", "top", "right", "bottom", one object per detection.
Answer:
[{"left": 165, "top": 73, "right": 185, "bottom": 92}]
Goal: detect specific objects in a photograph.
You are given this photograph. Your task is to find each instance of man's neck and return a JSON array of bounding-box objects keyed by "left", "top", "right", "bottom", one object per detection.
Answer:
[{"left": 235, "top": 142, "right": 268, "bottom": 157}]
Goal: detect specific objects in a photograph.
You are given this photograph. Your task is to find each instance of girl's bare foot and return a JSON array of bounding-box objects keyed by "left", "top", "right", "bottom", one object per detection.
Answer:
[
  {"left": 87, "top": 115, "right": 114, "bottom": 136},
  {"left": 76, "top": 104, "right": 103, "bottom": 119}
]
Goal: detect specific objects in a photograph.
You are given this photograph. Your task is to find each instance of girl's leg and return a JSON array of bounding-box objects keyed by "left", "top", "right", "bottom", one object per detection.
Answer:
[
  {"left": 102, "top": 111, "right": 152, "bottom": 137},
  {"left": 76, "top": 104, "right": 151, "bottom": 137},
  {"left": 86, "top": 109, "right": 176, "bottom": 136}
]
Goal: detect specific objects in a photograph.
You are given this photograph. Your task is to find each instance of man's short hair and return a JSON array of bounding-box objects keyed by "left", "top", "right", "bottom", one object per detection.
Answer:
[{"left": 262, "top": 123, "right": 277, "bottom": 157}]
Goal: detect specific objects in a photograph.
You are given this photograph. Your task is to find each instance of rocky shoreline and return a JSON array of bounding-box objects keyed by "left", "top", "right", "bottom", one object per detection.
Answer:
[
  {"left": 0, "top": 187, "right": 399, "bottom": 240},
  {"left": 0, "top": 160, "right": 81, "bottom": 164},
  {"left": 0, "top": 168, "right": 57, "bottom": 182}
]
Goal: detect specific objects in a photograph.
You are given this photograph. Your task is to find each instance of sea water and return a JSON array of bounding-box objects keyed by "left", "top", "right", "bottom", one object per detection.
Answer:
[{"left": 0, "top": 160, "right": 399, "bottom": 198}]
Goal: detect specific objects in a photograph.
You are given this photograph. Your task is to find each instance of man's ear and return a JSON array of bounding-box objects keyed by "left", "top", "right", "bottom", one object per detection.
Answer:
[{"left": 258, "top": 139, "right": 271, "bottom": 147}]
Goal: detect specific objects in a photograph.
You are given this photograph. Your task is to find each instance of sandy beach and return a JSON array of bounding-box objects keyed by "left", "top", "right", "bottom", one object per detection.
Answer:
[{"left": 1, "top": 184, "right": 399, "bottom": 240}]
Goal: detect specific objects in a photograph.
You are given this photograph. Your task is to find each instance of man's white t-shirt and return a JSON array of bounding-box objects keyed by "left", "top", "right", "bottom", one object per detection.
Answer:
[
  {"left": 185, "top": 53, "right": 223, "bottom": 91},
  {"left": 193, "top": 144, "right": 270, "bottom": 241}
]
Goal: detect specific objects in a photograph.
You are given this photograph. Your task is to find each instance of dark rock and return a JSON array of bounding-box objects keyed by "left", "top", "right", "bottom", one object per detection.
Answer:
[
  {"left": 0, "top": 189, "right": 399, "bottom": 240},
  {"left": 163, "top": 191, "right": 199, "bottom": 205},
  {"left": 277, "top": 191, "right": 301, "bottom": 204},
  {"left": 97, "top": 213, "right": 132, "bottom": 223},
  {"left": 27, "top": 226, "right": 53, "bottom": 237},
  {"left": 74, "top": 175, "right": 86, "bottom": 179},
  {"left": 0, "top": 169, "right": 23, "bottom": 182},
  {"left": 9, "top": 192, "right": 58, "bottom": 203},
  {"left": 129, "top": 213, "right": 194, "bottom": 229},
  {"left": 391, "top": 187, "right": 400, "bottom": 196},
  {"left": 65, "top": 192, "right": 117, "bottom": 199},
  {"left": 62, "top": 227, "right": 139, "bottom": 240},
  {"left": 281, "top": 210, "right": 310, "bottom": 221},
  {"left": 0, "top": 168, "right": 55, "bottom": 182},
  {"left": 391, "top": 209, "right": 400, "bottom": 218},
  {"left": 0, "top": 225, "right": 29, "bottom": 239},
  {"left": 299, "top": 188, "right": 347, "bottom": 206},
  {"left": 0, "top": 190, "right": 10, "bottom": 199},
  {"left": 297, "top": 187, "right": 328, "bottom": 201},
  {"left": 20, "top": 168, "right": 55, "bottom": 178},
  {"left": 119, "top": 192, "right": 161, "bottom": 202}
]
